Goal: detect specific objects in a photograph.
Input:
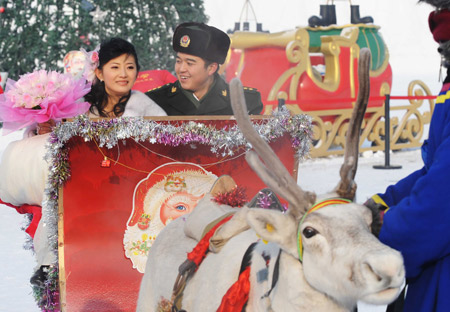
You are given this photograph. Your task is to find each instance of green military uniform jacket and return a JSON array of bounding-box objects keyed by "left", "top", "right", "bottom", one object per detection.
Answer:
[{"left": 146, "top": 74, "right": 263, "bottom": 116}]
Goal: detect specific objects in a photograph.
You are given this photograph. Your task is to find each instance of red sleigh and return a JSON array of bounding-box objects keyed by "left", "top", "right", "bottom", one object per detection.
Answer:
[{"left": 224, "top": 25, "right": 391, "bottom": 116}]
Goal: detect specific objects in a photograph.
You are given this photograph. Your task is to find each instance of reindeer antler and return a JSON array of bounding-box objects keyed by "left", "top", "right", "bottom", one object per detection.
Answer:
[
  {"left": 335, "top": 48, "right": 371, "bottom": 200},
  {"left": 230, "top": 79, "right": 314, "bottom": 219}
]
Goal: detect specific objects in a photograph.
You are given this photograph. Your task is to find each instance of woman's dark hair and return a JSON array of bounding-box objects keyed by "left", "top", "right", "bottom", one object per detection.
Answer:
[{"left": 86, "top": 37, "right": 140, "bottom": 117}]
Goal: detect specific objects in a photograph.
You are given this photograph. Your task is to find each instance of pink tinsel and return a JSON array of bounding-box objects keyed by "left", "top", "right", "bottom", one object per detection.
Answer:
[{"left": 0, "top": 70, "right": 91, "bottom": 133}]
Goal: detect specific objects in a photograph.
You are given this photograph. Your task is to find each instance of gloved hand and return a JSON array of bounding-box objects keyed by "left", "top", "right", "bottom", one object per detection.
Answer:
[{"left": 364, "top": 195, "right": 389, "bottom": 237}]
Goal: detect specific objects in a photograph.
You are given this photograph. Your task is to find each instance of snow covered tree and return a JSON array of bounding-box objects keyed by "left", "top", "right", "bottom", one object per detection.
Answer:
[{"left": 0, "top": 0, "right": 207, "bottom": 80}]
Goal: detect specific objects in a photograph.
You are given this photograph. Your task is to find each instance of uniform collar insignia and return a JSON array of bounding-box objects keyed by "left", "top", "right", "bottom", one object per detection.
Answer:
[
  {"left": 222, "top": 89, "right": 227, "bottom": 97},
  {"left": 171, "top": 86, "right": 177, "bottom": 93}
]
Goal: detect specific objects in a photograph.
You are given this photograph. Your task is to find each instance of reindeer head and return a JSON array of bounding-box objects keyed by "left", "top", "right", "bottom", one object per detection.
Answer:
[{"left": 229, "top": 48, "right": 405, "bottom": 309}]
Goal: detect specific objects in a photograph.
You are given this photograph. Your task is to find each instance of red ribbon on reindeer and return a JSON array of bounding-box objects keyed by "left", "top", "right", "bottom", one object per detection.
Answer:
[
  {"left": 216, "top": 265, "right": 251, "bottom": 312},
  {"left": 169, "top": 214, "right": 235, "bottom": 311},
  {"left": 186, "top": 214, "right": 234, "bottom": 267}
]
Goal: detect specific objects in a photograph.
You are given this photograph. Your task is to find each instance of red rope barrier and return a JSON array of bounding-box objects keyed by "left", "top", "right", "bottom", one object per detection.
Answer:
[
  {"left": 389, "top": 95, "right": 437, "bottom": 100},
  {"left": 266, "top": 94, "right": 437, "bottom": 105}
]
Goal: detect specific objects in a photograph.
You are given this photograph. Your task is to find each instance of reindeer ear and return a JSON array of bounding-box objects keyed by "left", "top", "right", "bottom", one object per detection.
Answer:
[
  {"left": 209, "top": 175, "right": 237, "bottom": 197},
  {"left": 246, "top": 209, "right": 298, "bottom": 256}
]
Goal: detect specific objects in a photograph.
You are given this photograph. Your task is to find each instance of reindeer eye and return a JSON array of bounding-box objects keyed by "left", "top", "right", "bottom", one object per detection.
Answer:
[{"left": 303, "top": 227, "right": 318, "bottom": 238}]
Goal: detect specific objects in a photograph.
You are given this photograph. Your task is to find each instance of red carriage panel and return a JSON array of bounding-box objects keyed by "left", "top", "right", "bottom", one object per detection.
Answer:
[{"left": 58, "top": 118, "right": 300, "bottom": 311}]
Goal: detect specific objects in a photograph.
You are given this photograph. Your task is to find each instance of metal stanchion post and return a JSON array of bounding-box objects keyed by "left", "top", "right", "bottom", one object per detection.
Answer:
[
  {"left": 278, "top": 97, "right": 285, "bottom": 110},
  {"left": 374, "top": 94, "right": 402, "bottom": 169}
]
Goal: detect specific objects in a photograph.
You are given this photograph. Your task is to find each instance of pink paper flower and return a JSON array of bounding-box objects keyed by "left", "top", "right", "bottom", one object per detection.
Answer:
[
  {"left": 91, "top": 51, "right": 99, "bottom": 63},
  {"left": 81, "top": 46, "right": 100, "bottom": 83},
  {"left": 0, "top": 70, "right": 91, "bottom": 133}
]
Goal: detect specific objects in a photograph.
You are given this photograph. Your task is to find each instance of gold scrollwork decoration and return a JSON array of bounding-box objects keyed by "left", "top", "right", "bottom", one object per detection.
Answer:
[
  {"left": 307, "top": 80, "right": 435, "bottom": 157},
  {"left": 268, "top": 39, "right": 308, "bottom": 101}
]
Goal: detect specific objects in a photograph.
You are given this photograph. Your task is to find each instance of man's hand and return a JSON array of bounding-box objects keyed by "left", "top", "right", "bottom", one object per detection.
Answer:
[{"left": 364, "top": 196, "right": 389, "bottom": 237}]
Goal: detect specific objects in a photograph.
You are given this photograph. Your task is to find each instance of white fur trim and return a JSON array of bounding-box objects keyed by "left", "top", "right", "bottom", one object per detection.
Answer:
[
  {"left": 122, "top": 90, "right": 167, "bottom": 117},
  {"left": 0, "top": 133, "right": 50, "bottom": 206}
]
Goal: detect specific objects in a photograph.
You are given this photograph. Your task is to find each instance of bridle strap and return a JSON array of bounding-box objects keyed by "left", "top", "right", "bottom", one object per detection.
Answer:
[
  {"left": 297, "top": 198, "right": 351, "bottom": 262},
  {"left": 260, "top": 247, "right": 282, "bottom": 300}
]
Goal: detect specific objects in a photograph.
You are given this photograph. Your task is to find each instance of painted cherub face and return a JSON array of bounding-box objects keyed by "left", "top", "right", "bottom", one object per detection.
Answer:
[
  {"left": 159, "top": 191, "right": 204, "bottom": 225},
  {"left": 63, "top": 51, "right": 87, "bottom": 77}
]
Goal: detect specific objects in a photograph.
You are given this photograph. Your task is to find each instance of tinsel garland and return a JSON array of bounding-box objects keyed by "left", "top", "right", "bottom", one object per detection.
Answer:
[
  {"left": 212, "top": 186, "right": 248, "bottom": 208},
  {"left": 36, "top": 107, "right": 312, "bottom": 310},
  {"left": 255, "top": 189, "right": 288, "bottom": 212},
  {"left": 32, "top": 266, "right": 59, "bottom": 312}
]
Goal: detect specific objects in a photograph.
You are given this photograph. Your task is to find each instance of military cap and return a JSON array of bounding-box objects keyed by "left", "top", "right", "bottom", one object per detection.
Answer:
[{"left": 172, "top": 22, "right": 231, "bottom": 64}]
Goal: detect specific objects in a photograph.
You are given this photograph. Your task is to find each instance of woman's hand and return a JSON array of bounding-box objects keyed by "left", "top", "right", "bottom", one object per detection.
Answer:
[{"left": 36, "top": 119, "right": 56, "bottom": 135}]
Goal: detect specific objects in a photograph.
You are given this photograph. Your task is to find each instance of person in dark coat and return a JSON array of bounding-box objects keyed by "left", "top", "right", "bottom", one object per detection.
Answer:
[
  {"left": 146, "top": 22, "right": 263, "bottom": 116},
  {"left": 365, "top": 3, "right": 450, "bottom": 311}
]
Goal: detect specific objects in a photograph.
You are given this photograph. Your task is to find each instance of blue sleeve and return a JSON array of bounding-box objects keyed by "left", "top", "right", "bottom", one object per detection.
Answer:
[
  {"left": 378, "top": 167, "right": 427, "bottom": 207},
  {"left": 379, "top": 134, "right": 450, "bottom": 278}
]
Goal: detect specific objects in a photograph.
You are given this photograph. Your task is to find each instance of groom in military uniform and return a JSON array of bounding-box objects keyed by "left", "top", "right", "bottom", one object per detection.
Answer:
[{"left": 146, "top": 22, "right": 263, "bottom": 115}]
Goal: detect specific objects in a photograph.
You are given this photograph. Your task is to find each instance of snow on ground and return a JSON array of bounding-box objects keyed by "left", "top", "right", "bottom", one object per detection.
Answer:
[
  {"left": 298, "top": 149, "right": 423, "bottom": 203},
  {"left": 0, "top": 205, "right": 38, "bottom": 312}
]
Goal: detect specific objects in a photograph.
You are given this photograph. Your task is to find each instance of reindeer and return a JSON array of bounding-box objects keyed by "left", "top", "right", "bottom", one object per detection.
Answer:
[{"left": 136, "top": 48, "right": 405, "bottom": 311}]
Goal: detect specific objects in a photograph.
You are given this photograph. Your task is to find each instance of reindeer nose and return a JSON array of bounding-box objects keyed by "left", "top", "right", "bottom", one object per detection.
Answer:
[{"left": 362, "top": 250, "right": 405, "bottom": 288}]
